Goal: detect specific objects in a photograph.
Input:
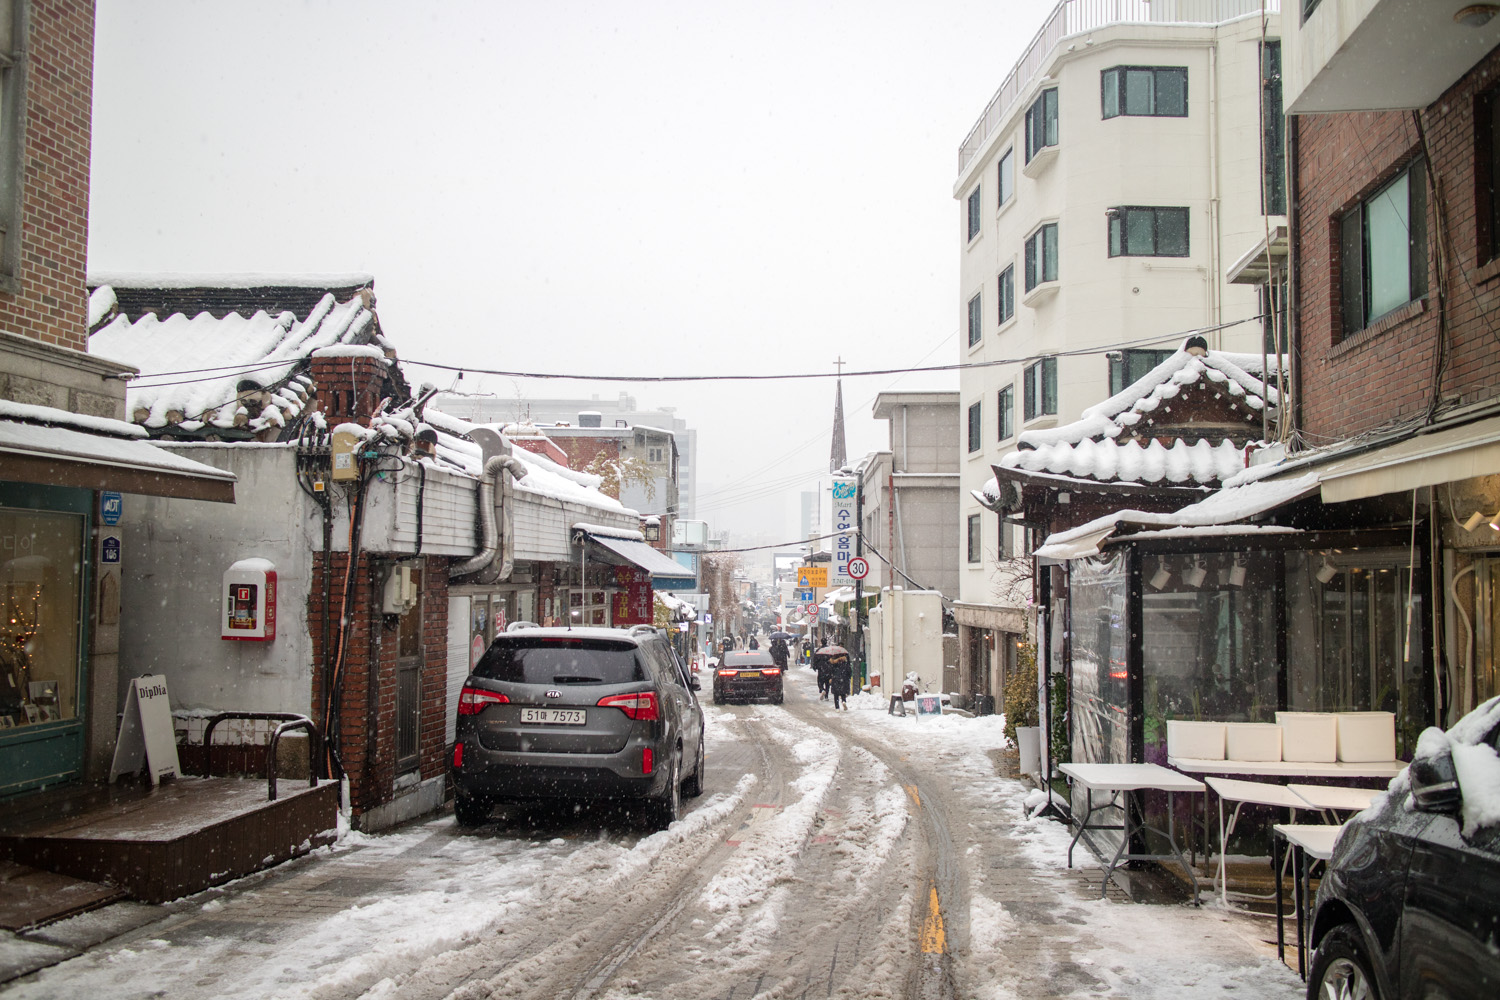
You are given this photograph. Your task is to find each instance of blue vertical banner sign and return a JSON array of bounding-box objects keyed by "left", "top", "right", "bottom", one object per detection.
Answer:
[{"left": 830, "top": 477, "right": 857, "bottom": 586}]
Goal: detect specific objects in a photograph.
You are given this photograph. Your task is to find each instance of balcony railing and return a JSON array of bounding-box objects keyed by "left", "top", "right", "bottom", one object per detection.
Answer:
[{"left": 957, "top": 0, "right": 1280, "bottom": 176}]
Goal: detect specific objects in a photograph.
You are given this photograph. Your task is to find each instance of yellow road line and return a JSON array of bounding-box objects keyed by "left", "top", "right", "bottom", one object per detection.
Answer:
[
  {"left": 920, "top": 882, "right": 946, "bottom": 954},
  {"left": 905, "top": 784, "right": 920, "bottom": 807}
]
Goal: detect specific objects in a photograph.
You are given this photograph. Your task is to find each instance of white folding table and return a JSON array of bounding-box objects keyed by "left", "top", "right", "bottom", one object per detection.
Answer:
[
  {"left": 1273, "top": 823, "right": 1345, "bottom": 979},
  {"left": 1204, "top": 776, "right": 1315, "bottom": 906},
  {"left": 1286, "top": 783, "right": 1380, "bottom": 822},
  {"left": 1058, "top": 762, "right": 1206, "bottom": 905}
]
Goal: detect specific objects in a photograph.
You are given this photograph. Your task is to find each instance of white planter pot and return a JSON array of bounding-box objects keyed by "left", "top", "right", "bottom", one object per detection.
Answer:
[{"left": 1017, "top": 725, "right": 1041, "bottom": 777}]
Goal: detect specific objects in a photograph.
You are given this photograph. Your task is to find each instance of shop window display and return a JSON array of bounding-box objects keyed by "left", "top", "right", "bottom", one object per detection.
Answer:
[{"left": 1, "top": 507, "right": 83, "bottom": 730}]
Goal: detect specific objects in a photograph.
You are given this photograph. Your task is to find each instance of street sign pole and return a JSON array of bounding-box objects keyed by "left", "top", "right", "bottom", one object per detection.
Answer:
[{"left": 855, "top": 481, "right": 865, "bottom": 689}]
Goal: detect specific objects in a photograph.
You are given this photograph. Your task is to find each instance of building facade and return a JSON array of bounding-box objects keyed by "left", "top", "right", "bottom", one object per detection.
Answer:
[{"left": 955, "top": 1, "right": 1286, "bottom": 684}]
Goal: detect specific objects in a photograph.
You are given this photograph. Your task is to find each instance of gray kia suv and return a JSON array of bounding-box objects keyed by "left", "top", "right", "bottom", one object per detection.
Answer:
[{"left": 450, "top": 625, "right": 705, "bottom": 830}]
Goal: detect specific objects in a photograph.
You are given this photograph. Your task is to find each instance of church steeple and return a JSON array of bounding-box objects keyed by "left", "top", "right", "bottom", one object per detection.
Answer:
[{"left": 829, "top": 358, "right": 847, "bottom": 473}]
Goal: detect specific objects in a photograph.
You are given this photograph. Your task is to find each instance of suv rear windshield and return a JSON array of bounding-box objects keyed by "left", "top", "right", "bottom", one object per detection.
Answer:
[
  {"left": 473, "top": 638, "right": 646, "bottom": 686},
  {"left": 725, "top": 651, "right": 775, "bottom": 665}
]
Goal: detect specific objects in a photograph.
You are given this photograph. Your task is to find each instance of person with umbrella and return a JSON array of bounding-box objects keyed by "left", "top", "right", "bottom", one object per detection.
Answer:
[
  {"left": 821, "top": 646, "right": 852, "bottom": 710},
  {"left": 768, "top": 630, "right": 790, "bottom": 670}
]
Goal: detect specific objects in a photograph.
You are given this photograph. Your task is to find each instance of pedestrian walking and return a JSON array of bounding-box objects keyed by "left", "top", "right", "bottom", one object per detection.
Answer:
[
  {"left": 769, "top": 636, "right": 789, "bottom": 670},
  {"left": 829, "top": 650, "right": 852, "bottom": 710},
  {"left": 748, "top": 635, "right": 759, "bottom": 650}
]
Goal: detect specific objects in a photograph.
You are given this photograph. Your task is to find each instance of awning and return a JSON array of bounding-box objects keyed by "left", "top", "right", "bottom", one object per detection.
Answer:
[
  {"left": 582, "top": 532, "right": 696, "bottom": 581},
  {"left": 1, "top": 420, "right": 237, "bottom": 502},
  {"left": 1034, "top": 473, "right": 1319, "bottom": 563},
  {"left": 1316, "top": 416, "right": 1500, "bottom": 504}
]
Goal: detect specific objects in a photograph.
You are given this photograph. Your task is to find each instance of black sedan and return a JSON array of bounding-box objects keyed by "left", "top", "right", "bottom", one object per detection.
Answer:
[
  {"left": 1307, "top": 696, "right": 1500, "bottom": 999},
  {"left": 713, "top": 651, "right": 783, "bottom": 704}
]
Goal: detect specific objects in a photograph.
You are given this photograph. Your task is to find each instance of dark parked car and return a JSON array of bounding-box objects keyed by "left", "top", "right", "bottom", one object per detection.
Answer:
[
  {"left": 449, "top": 625, "right": 705, "bottom": 830},
  {"left": 1307, "top": 696, "right": 1500, "bottom": 1000},
  {"left": 714, "top": 650, "right": 783, "bottom": 704}
]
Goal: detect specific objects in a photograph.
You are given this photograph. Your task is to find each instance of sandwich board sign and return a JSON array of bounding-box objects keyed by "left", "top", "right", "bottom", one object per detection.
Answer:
[
  {"left": 110, "top": 674, "right": 182, "bottom": 785},
  {"left": 914, "top": 694, "right": 944, "bottom": 721}
]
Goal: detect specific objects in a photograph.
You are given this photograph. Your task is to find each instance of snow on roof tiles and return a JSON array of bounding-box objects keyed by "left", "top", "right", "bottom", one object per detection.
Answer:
[
  {"left": 90, "top": 288, "right": 375, "bottom": 435},
  {"left": 997, "top": 347, "right": 1280, "bottom": 487}
]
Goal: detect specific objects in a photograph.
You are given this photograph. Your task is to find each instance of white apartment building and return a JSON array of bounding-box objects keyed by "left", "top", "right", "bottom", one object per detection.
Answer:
[{"left": 953, "top": 1, "right": 1286, "bottom": 681}]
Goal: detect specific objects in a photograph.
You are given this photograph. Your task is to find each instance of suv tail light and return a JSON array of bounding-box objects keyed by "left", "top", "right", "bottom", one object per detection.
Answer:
[
  {"left": 762, "top": 668, "right": 781, "bottom": 676},
  {"left": 452, "top": 742, "right": 465, "bottom": 768},
  {"left": 458, "top": 686, "right": 510, "bottom": 715},
  {"left": 597, "top": 691, "right": 660, "bottom": 721},
  {"left": 717, "top": 669, "right": 737, "bottom": 677}
]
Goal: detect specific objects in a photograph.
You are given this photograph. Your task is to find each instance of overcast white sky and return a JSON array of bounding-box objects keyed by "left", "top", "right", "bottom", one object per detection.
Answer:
[{"left": 88, "top": 0, "right": 1055, "bottom": 539}]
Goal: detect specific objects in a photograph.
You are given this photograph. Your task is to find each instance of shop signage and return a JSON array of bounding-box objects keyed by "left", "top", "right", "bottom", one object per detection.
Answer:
[
  {"left": 110, "top": 674, "right": 182, "bottom": 785},
  {"left": 611, "top": 565, "right": 653, "bottom": 626},
  {"left": 830, "top": 477, "right": 857, "bottom": 586},
  {"left": 914, "top": 694, "right": 944, "bottom": 721}
]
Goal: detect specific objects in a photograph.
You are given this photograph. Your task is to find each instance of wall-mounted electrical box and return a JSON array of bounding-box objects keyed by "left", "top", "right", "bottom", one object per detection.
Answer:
[
  {"left": 223, "top": 559, "right": 277, "bottom": 641},
  {"left": 383, "top": 561, "right": 420, "bottom": 614},
  {"left": 330, "top": 427, "right": 361, "bottom": 481}
]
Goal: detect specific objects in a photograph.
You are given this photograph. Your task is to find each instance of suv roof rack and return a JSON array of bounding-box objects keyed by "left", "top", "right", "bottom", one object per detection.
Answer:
[{"left": 505, "top": 621, "right": 542, "bottom": 632}]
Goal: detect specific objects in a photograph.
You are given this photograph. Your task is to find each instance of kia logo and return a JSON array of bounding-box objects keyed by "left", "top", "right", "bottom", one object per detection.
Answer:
[{"left": 545, "top": 690, "right": 563, "bottom": 699}]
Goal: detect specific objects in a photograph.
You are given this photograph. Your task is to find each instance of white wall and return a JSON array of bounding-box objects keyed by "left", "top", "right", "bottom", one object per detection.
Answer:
[{"left": 118, "top": 445, "right": 316, "bottom": 716}]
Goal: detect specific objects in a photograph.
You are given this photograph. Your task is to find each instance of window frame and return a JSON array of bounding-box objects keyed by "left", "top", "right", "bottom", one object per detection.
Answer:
[
  {"left": 997, "top": 384, "right": 1014, "bottom": 442},
  {"left": 1108, "top": 348, "right": 1176, "bottom": 395},
  {"left": 997, "top": 148, "right": 1014, "bottom": 208},
  {"left": 0, "top": 0, "right": 27, "bottom": 295},
  {"left": 1024, "top": 222, "right": 1059, "bottom": 292},
  {"left": 967, "top": 399, "right": 982, "bottom": 453},
  {"left": 966, "top": 514, "right": 982, "bottom": 564},
  {"left": 967, "top": 291, "right": 983, "bottom": 347},
  {"left": 1107, "top": 206, "right": 1190, "bottom": 258},
  {"left": 1023, "top": 357, "right": 1058, "bottom": 422},
  {"left": 966, "top": 184, "right": 982, "bottom": 242},
  {"left": 997, "top": 264, "right": 1015, "bottom": 325},
  {"left": 1101, "top": 65, "right": 1188, "bottom": 119},
  {"left": 1025, "top": 88, "right": 1058, "bottom": 163},
  {"left": 1339, "top": 158, "right": 1428, "bottom": 338}
]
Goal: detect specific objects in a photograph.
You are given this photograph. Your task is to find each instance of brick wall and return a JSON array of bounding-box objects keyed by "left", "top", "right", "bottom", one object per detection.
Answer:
[
  {"left": 308, "top": 551, "right": 452, "bottom": 819},
  {"left": 555, "top": 437, "right": 619, "bottom": 471},
  {"left": 0, "top": 0, "right": 93, "bottom": 351},
  {"left": 1295, "top": 47, "right": 1500, "bottom": 441}
]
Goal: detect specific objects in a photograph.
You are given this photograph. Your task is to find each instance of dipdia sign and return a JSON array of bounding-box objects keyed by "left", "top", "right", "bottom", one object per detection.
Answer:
[{"left": 830, "top": 477, "right": 857, "bottom": 586}]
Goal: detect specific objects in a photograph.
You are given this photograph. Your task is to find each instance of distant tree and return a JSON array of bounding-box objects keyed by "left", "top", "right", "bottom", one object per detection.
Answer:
[{"left": 583, "top": 449, "right": 657, "bottom": 502}]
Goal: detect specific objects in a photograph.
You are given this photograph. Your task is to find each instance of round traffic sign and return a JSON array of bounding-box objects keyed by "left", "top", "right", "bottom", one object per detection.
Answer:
[
  {"left": 805, "top": 602, "right": 819, "bottom": 615},
  {"left": 847, "top": 557, "right": 870, "bottom": 580}
]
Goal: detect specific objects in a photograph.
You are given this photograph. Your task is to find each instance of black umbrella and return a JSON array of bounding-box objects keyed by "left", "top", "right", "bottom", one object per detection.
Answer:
[{"left": 769, "top": 630, "right": 793, "bottom": 640}]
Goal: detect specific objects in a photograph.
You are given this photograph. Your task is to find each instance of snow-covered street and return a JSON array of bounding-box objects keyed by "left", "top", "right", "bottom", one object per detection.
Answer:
[{"left": 3, "top": 667, "right": 1304, "bottom": 1000}]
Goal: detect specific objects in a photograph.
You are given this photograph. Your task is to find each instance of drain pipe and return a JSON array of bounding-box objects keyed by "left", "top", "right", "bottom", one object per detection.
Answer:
[{"left": 452, "top": 451, "right": 526, "bottom": 579}]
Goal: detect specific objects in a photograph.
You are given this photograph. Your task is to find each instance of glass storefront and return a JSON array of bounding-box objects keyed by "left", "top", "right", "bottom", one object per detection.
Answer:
[
  {"left": 1068, "top": 552, "right": 1129, "bottom": 767},
  {"left": 1, "top": 506, "right": 84, "bottom": 733}
]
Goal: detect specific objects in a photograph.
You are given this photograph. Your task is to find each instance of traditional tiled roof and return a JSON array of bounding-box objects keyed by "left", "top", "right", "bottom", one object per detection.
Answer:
[
  {"left": 997, "top": 348, "right": 1280, "bottom": 487},
  {"left": 87, "top": 276, "right": 383, "bottom": 439}
]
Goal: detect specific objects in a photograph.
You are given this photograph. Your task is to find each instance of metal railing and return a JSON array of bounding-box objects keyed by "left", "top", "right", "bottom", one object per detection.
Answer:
[
  {"left": 957, "top": 0, "right": 1281, "bottom": 176},
  {"left": 200, "top": 711, "right": 339, "bottom": 801}
]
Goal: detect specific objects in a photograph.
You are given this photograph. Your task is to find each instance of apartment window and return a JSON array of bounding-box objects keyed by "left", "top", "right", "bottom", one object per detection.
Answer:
[
  {"left": 999, "top": 517, "right": 1015, "bottom": 560},
  {"left": 1024, "top": 223, "right": 1058, "bottom": 291},
  {"left": 967, "top": 514, "right": 981, "bottom": 564},
  {"left": 1023, "top": 357, "right": 1057, "bottom": 421},
  {"left": 997, "top": 148, "right": 1014, "bottom": 206},
  {"left": 1108, "top": 206, "right": 1189, "bottom": 257},
  {"left": 1025, "top": 88, "right": 1058, "bottom": 163},
  {"left": 648, "top": 447, "right": 663, "bottom": 462},
  {"left": 1102, "top": 66, "right": 1187, "bottom": 119},
  {"left": 997, "top": 265, "right": 1014, "bottom": 324},
  {"left": 1108, "top": 348, "right": 1175, "bottom": 394},
  {"left": 1481, "top": 88, "right": 1500, "bottom": 262},
  {"left": 967, "top": 400, "right": 982, "bottom": 453},
  {"left": 0, "top": 0, "right": 25, "bottom": 294},
  {"left": 997, "top": 384, "right": 1014, "bottom": 441},
  {"left": 967, "top": 291, "right": 982, "bottom": 347},
  {"left": 1262, "top": 41, "right": 1286, "bottom": 216},
  {"left": 967, "top": 185, "right": 982, "bottom": 241},
  {"left": 1340, "top": 160, "right": 1427, "bottom": 337}
]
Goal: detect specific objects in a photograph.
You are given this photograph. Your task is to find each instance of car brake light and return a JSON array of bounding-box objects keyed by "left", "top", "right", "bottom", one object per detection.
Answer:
[
  {"left": 458, "top": 686, "right": 510, "bottom": 715},
  {"left": 452, "top": 742, "right": 465, "bottom": 768},
  {"left": 597, "top": 691, "right": 660, "bottom": 721},
  {"left": 642, "top": 747, "right": 654, "bottom": 775},
  {"left": 762, "top": 668, "right": 781, "bottom": 676},
  {"left": 718, "top": 669, "right": 737, "bottom": 676}
]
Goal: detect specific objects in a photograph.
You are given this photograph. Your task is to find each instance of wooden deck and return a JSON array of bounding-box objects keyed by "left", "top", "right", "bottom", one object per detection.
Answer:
[{"left": 0, "top": 776, "right": 339, "bottom": 904}]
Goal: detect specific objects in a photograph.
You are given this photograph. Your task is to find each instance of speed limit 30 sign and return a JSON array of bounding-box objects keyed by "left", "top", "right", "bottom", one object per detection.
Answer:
[{"left": 847, "top": 557, "right": 870, "bottom": 580}]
